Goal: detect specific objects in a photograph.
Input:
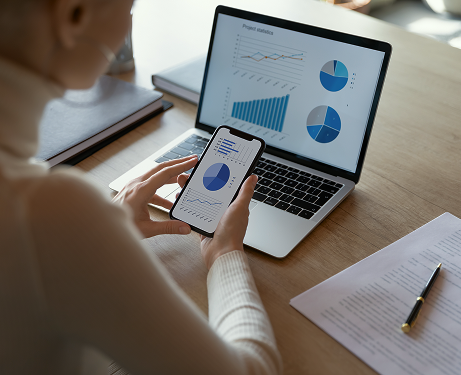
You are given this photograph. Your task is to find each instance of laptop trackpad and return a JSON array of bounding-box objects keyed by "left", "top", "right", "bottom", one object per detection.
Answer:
[{"left": 244, "top": 203, "right": 315, "bottom": 258}]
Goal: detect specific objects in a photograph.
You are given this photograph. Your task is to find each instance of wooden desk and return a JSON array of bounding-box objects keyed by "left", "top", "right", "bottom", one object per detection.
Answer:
[{"left": 79, "top": 1, "right": 461, "bottom": 373}]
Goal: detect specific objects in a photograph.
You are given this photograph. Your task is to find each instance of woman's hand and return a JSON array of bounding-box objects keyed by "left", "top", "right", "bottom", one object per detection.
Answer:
[
  {"left": 200, "top": 175, "right": 258, "bottom": 270},
  {"left": 112, "top": 155, "right": 198, "bottom": 238}
]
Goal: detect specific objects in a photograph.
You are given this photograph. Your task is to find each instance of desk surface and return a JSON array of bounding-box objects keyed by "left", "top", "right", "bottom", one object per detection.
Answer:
[{"left": 78, "top": 1, "right": 461, "bottom": 374}]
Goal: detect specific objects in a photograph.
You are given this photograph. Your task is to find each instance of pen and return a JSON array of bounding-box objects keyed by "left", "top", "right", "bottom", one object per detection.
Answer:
[{"left": 401, "top": 263, "right": 442, "bottom": 333}]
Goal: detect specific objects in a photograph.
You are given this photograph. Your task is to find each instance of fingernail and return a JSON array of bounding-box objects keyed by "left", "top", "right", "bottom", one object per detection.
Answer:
[{"left": 179, "top": 226, "right": 190, "bottom": 234}]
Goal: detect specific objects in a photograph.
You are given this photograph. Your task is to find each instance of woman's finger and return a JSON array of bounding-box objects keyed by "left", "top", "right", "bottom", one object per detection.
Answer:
[
  {"left": 140, "top": 157, "right": 198, "bottom": 197},
  {"left": 177, "top": 174, "right": 190, "bottom": 188},
  {"left": 148, "top": 194, "right": 174, "bottom": 210},
  {"left": 138, "top": 155, "right": 197, "bottom": 181},
  {"left": 231, "top": 175, "right": 258, "bottom": 209}
]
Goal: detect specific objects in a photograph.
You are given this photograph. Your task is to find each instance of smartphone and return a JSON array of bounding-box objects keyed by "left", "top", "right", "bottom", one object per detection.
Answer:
[{"left": 169, "top": 125, "right": 265, "bottom": 237}]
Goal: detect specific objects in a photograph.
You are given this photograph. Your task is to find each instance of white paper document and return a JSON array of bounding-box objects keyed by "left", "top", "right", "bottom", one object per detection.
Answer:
[{"left": 291, "top": 213, "right": 461, "bottom": 375}]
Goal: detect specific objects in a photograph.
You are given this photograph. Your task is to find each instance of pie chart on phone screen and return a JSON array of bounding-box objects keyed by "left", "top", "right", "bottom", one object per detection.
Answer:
[{"left": 203, "top": 163, "right": 230, "bottom": 191}]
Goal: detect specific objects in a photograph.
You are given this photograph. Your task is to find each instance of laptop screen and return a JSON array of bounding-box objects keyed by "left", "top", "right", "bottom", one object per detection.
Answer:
[{"left": 197, "top": 8, "right": 390, "bottom": 181}]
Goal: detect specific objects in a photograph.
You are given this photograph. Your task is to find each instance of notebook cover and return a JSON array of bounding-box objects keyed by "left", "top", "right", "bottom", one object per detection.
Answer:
[
  {"left": 152, "top": 56, "right": 205, "bottom": 104},
  {"left": 36, "top": 75, "right": 165, "bottom": 165}
]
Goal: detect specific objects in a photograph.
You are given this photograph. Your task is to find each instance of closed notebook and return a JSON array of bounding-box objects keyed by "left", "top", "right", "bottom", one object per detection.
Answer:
[
  {"left": 152, "top": 56, "right": 205, "bottom": 104},
  {"left": 36, "top": 75, "right": 168, "bottom": 167}
]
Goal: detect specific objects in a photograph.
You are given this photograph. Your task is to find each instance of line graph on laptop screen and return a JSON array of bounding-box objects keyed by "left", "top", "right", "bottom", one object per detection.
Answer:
[{"left": 234, "top": 36, "right": 307, "bottom": 85}]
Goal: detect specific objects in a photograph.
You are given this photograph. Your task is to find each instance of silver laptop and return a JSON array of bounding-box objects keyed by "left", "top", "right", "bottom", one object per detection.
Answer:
[{"left": 110, "top": 6, "right": 391, "bottom": 258}]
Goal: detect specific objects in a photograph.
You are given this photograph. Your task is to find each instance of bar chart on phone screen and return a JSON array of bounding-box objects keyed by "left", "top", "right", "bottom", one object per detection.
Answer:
[{"left": 213, "top": 137, "right": 252, "bottom": 166}]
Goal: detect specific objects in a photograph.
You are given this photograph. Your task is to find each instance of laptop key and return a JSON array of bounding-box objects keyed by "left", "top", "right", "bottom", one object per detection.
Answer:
[
  {"left": 259, "top": 178, "right": 272, "bottom": 186},
  {"left": 275, "top": 168, "right": 288, "bottom": 176},
  {"left": 155, "top": 157, "right": 169, "bottom": 163},
  {"left": 297, "top": 176, "right": 310, "bottom": 184},
  {"left": 269, "top": 190, "right": 282, "bottom": 198},
  {"left": 178, "top": 142, "right": 195, "bottom": 150},
  {"left": 291, "top": 198, "right": 321, "bottom": 213},
  {"left": 286, "top": 205, "right": 302, "bottom": 215},
  {"left": 196, "top": 140, "right": 208, "bottom": 148},
  {"left": 285, "top": 172, "right": 299, "bottom": 180},
  {"left": 193, "top": 147, "right": 205, "bottom": 154},
  {"left": 315, "top": 196, "right": 330, "bottom": 206},
  {"left": 297, "top": 183, "right": 309, "bottom": 192},
  {"left": 257, "top": 186, "right": 271, "bottom": 195},
  {"left": 265, "top": 160, "right": 276, "bottom": 165},
  {"left": 257, "top": 161, "right": 267, "bottom": 168},
  {"left": 307, "top": 180, "right": 321, "bottom": 188},
  {"left": 299, "top": 210, "right": 314, "bottom": 219},
  {"left": 252, "top": 192, "right": 267, "bottom": 202},
  {"left": 305, "top": 194, "right": 319, "bottom": 203},
  {"left": 172, "top": 147, "right": 190, "bottom": 157},
  {"left": 253, "top": 168, "right": 265, "bottom": 176},
  {"left": 319, "top": 183, "right": 339, "bottom": 194},
  {"left": 307, "top": 187, "right": 321, "bottom": 195},
  {"left": 279, "top": 194, "right": 294, "bottom": 203},
  {"left": 273, "top": 176, "right": 287, "bottom": 184},
  {"left": 318, "top": 191, "right": 333, "bottom": 201},
  {"left": 264, "top": 165, "right": 278, "bottom": 172},
  {"left": 335, "top": 183, "right": 344, "bottom": 188},
  {"left": 269, "top": 182, "right": 283, "bottom": 190},
  {"left": 264, "top": 197, "right": 278, "bottom": 206},
  {"left": 263, "top": 172, "right": 276, "bottom": 179},
  {"left": 184, "top": 136, "right": 198, "bottom": 143},
  {"left": 164, "top": 151, "right": 181, "bottom": 159},
  {"left": 285, "top": 180, "right": 298, "bottom": 188},
  {"left": 291, "top": 190, "right": 305, "bottom": 199},
  {"left": 280, "top": 186, "right": 294, "bottom": 194},
  {"left": 275, "top": 201, "right": 290, "bottom": 210}
]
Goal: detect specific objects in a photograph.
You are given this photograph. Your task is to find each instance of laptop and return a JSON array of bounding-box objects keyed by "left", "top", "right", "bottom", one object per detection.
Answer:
[{"left": 109, "top": 6, "right": 392, "bottom": 258}]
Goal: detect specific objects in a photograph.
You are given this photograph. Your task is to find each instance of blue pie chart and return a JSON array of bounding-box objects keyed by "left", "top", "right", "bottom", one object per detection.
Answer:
[
  {"left": 306, "top": 105, "right": 341, "bottom": 143},
  {"left": 203, "top": 163, "right": 230, "bottom": 191},
  {"left": 320, "top": 60, "right": 348, "bottom": 92}
]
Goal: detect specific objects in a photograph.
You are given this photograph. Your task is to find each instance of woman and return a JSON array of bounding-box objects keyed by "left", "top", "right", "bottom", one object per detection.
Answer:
[{"left": 0, "top": 0, "right": 282, "bottom": 374}]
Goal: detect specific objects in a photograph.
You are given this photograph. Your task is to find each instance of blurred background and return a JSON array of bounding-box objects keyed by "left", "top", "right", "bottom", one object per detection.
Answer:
[{"left": 324, "top": 0, "right": 461, "bottom": 49}]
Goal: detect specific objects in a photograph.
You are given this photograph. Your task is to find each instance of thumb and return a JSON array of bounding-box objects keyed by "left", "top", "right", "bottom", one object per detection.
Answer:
[
  {"left": 233, "top": 175, "right": 258, "bottom": 207},
  {"left": 141, "top": 220, "right": 191, "bottom": 237}
]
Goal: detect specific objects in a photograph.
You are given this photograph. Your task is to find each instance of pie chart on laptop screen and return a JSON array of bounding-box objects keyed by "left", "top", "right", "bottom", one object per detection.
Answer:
[
  {"left": 306, "top": 105, "right": 341, "bottom": 144},
  {"left": 203, "top": 163, "right": 230, "bottom": 191},
  {"left": 320, "top": 60, "right": 348, "bottom": 92}
]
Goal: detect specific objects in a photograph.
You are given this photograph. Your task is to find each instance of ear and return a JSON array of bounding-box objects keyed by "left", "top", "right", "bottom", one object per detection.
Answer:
[{"left": 52, "top": 0, "right": 91, "bottom": 49}]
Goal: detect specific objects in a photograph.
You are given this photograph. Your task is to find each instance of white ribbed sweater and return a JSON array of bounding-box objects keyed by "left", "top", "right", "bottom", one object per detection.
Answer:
[{"left": 0, "top": 57, "right": 282, "bottom": 375}]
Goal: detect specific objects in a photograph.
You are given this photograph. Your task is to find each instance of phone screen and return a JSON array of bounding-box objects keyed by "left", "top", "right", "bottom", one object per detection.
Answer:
[{"left": 170, "top": 126, "right": 264, "bottom": 236}]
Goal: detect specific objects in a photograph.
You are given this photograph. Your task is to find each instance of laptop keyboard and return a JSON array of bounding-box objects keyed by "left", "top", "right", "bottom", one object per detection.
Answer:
[
  {"left": 154, "top": 135, "right": 343, "bottom": 220},
  {"left": 155, "top": 134, "right": 208, "bottom": 173},
  {"left": 252, "top": 157, "right": 343, "bottom": 220}
]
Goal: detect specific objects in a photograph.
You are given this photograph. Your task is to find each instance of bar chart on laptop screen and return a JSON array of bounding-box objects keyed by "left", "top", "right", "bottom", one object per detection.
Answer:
[{"left": 230, "top": 95, "right": 289, "bottom": 133}]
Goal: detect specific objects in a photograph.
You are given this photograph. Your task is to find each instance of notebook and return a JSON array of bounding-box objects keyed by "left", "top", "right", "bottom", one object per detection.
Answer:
[
  {"left": 152, "top": 56, "right": 205, "bottom": 104},
  {"left": 109, "top": 6, "right": 392, "bottom": 258},
  {"left": 36, "top": 75, "right": 167, "bottom": 167}
]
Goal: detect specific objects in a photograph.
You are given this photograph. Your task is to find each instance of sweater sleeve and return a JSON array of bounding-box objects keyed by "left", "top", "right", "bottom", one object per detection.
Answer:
[
  {"left": 27, "top": 169, "right": 282, "bottom": 375},
  {"left": 208, "top": 251, "right": 283, "bottom": 375}
]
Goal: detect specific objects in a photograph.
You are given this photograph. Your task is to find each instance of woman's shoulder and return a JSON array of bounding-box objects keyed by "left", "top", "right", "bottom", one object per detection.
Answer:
[{"left": 25, "top": 167, "right": 129, "bottom": 225}]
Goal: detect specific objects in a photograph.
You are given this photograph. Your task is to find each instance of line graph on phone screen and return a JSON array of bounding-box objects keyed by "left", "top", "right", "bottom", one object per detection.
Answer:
[{"left": 178, "top": 189, "right": 223, "bottom": 222}]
